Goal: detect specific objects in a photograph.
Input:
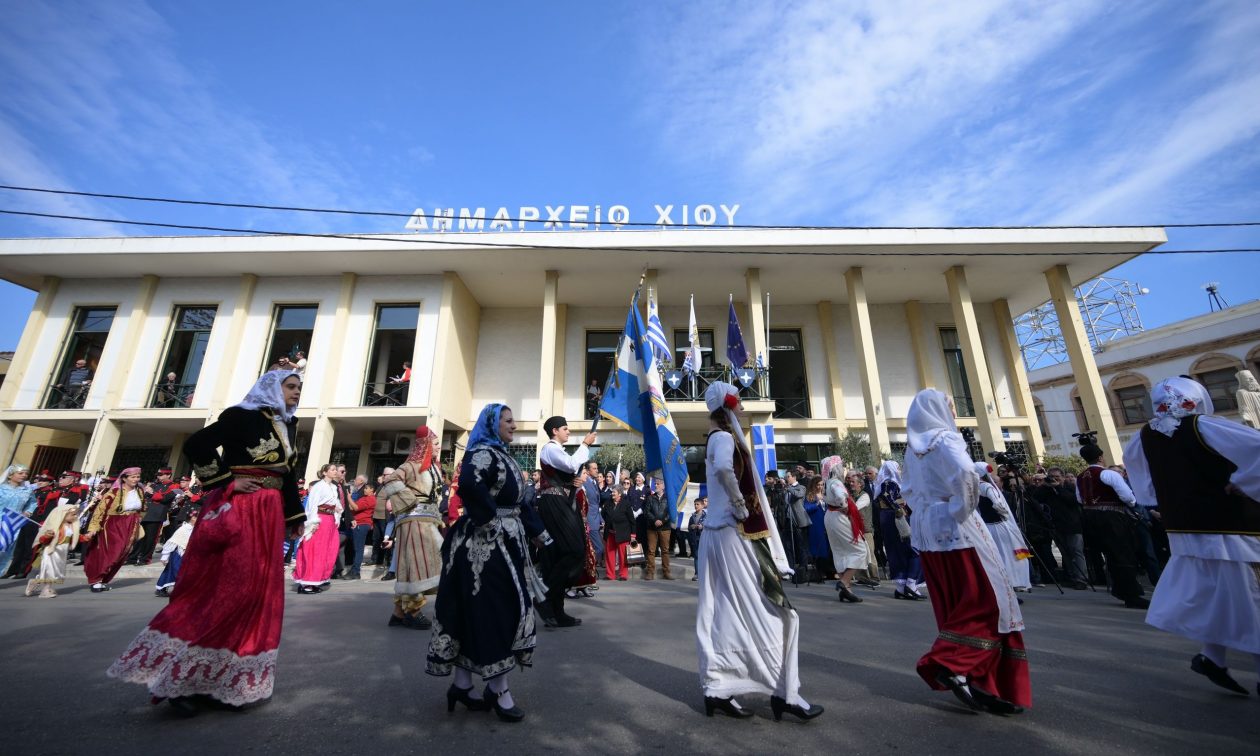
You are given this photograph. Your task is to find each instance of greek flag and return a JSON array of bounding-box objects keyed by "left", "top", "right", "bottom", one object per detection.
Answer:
[
  {"left": 726, "top": 295, "right": 748, "bottom": 369},
  {"left": 645, "top": 289, "right": 672, "bottom": 366},
  {"left": 0, "top": 509, "right": 26, "bottom": 552},
  {"left": 681, "top": 294, "right": 702, "bottom": 375},
  {"left": 751, "top": 423, "right": 777, "bottom": 482},
  {"left": 599, "top": 290, "right": 691, "bottom": 523}
]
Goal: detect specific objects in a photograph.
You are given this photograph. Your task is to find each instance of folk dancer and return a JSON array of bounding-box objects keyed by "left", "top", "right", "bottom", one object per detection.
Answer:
[
  {"left": 820, "top": 457, "right": 868, "bottom": 603},
  {"left": 904, "top": 389, "right": 1030, "bottom": 715},
  {"left": 696, "top": 382, "right": 823, "bottom": 722},
  {"left": 427, "top": 404, "right": 548, "bottom": 722},
  {"left": 293, "top": 463, "right": 343, "bottom": 594},
  {"left": 83, "top": 468, "right": 146, "bottom": 593},
  {"left": 1123, "top": 376, "right": 1260, "bottom": 698},
  {"left": 108, "top": 370, "right": 304, "bottom": 716},
  {"left": 976, "top": 463, "right": 1032, "bottom": 594},
  {"left": 380, "top": 426, "right": 446, "bottom": 629},
  {"left": 1077, "top": 444, "right": 1149, "bottom": 608},
  {"left": 155, "top": 508, "right": 198, "bottom": 597},
  {"left": 535, "top": 415, "right": 596, "bottom": 627},
  {"left": 873, "top": 460, "right": 925, "bottom": 600},
  {"left": 25, "top": 501, "right": 80, "bottom": 597}
]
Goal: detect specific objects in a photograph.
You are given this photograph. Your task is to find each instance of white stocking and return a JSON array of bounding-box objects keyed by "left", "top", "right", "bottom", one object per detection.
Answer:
[
  {"left": 488, "top": 672, "right": 515, "bottom": 709},
  {"left": 1200, "top": 643, "right": 1228, "bottom": 667},
  {"left": 453, "top": 667, "right": 474, "bottom": 691}
]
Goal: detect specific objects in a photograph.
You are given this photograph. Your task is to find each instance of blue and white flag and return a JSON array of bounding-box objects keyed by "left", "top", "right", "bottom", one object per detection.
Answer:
[
  {"left": 750, "top": 423, "right": 778, "bottom": 482},
  {"left": 0, "top": 509, "right": 27, "bottom": 552},
  {"left": 681, "top": 294, "right": 702, "bottom": 375},
  {"left": 726, "top": 295, "right": 748, "bottom": 369},
  {"left": 600, "top": 290, "right": 690, "bottom": 522},
  {"left": 645, "top": 289, "right": 672, "bottom": 366}
]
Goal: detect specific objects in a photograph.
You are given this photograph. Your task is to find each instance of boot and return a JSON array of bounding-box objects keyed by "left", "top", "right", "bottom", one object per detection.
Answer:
[{"left": 552, "top": 592, "right": 580, "bottom": 627}]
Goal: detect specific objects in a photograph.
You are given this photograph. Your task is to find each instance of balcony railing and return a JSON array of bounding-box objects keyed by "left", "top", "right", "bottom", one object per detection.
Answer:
[
  {"left": 45, "top": 382, "right": 92, "bottom": 409},
  {"left": 585, "top": 365, "right": 808, "bottom": 419},
  {"left": 363, "top": 380, "right": 409, "bottom": 407},
  {"left": 150, "top": 382, "right": 197, "bottom": 408}
]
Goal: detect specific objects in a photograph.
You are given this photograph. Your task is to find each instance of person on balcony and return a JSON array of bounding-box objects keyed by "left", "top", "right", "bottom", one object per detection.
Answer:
[{"left": 55, "top": 358, "right": 92, "bottom": 407}]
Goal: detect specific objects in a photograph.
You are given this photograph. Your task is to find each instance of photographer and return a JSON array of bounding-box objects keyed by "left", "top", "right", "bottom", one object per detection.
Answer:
[
  {"left": 1002, "top": 467, "right": 1057, "bottom": 587},
  {"left": 1031, "top": 467, "right": 1088, "bottom": 589}
]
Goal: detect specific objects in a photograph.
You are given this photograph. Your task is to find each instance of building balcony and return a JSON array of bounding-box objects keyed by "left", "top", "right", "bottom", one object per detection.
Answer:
[
  {"left": 363, "top": 380, "right": 409, "bottom": 407},
  {"left": 149, "top": 382, "right": 197, "bottom": 408},
  {"left": 44, "top": 382, "right": 91, "bottom": 409}
]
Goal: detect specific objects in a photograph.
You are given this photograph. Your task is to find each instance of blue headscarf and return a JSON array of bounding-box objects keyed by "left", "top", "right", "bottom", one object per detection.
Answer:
[{"left": 467, "top": 403, "right": 509, "bottom": 450}]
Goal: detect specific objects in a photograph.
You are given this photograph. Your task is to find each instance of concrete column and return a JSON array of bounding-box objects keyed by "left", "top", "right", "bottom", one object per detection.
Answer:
[
  {"left": 210, "top": 274, "right": 259, "bottom": 412},
  {"left": 903, "top": 300, "right": 934, "bottom": 391},
  {"left": 537, "top": 271, "right": 560, "bottom": 448},
  {"left": 0, "top": 420, "right": 20, "bottom": 468},
  {"left": 319, "top": 273, "right": 358, "bottom": 408},
  {"left": 993, "top": 298, "right": 1045, "bottom": 458},
  {"left": 1044, "top": 264, "right": 1122, "bottom": 461},
  {"left": 166, "top": 432, "right": 188, "bottom": 475},
  {"left": 425, "top": 272, "right": 481, "bottom": 425},
  {"left": 357, "top": 431, "right": 373, "bottom": 479},
  {"left": 0, "top": 275, "right": 60, "bottom": 410},
  {"left": 102, "top": 274, "right": 160, "bottom": 409},
  {"left": 945, "top": 266, "right": 1006, "bottom": 454},
  {"left": 843, "top": 268, "right": 891, "bottom": 456},
  {"left": 744, "top": 267, "right": 768, "bottom": 370},
  {"left": 305, "top": 416, "right": 335, "bottom": 481},
  {"left": 552, "top": 303, "right": 568, "bottom": 415},
  {"left": 82, "top": 417, "right": 122, "bottom": 477},
  {"left": 816, "top": 301, "right": 847, "bottom": 426}
]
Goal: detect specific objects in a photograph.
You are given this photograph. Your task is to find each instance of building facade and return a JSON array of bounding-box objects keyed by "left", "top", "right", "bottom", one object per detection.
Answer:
[
  {"left": 0, "top": 227, "right": 1166, "bottom": 480},
  {"left": 1030, "top": 300, "right": 1260, "bottom": 455}
]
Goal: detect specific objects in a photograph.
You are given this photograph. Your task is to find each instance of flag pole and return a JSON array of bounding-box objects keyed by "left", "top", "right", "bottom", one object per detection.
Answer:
[{"left": 591, "top": 267, "right": 648, "bottom": 434}]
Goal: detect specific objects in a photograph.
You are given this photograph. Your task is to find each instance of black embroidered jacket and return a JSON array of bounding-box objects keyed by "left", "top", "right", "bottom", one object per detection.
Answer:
[{"left": 184, "top": 406, "right": 303, "bottom": 523}]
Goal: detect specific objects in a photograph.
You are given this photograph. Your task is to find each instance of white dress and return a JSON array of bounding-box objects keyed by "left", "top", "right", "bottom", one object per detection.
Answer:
[
  {"left": 695, "top": 430, "right": 805, "bottom": 706},
  {"left": 979, "top": 481, "right": 1032, "bottom": 591},
  {"left": 823, "top": 481, "right": 869, "bottom": 571},
  {"left": 1123, "top": 416, "right": 1260, "bottom": 654}
]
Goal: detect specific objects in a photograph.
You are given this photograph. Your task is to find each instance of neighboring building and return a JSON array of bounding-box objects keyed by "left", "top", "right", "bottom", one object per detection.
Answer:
[
  {"left": 1030, "top": 300, "right": 1260, "bottom": 455},
  {"left": 0, "top": 227, "right": 1166, "bottom": 480}
]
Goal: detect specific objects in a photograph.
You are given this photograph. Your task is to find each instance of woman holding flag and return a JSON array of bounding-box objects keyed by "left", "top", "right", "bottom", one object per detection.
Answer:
[{"left": 695, "top": 381, "right": 823, "bottom": 722}]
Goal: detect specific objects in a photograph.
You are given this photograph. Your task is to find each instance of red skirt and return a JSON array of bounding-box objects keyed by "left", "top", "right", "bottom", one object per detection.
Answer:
[
  {"left": 107, "top": 483, "right": 286, "bottom": 705},
  {"left": 292, "top": 513, "right": 339, "bottom": 586},
  {"left": 84, "top": 512, "right": 141, "bottom": 585},
  {"left": 917, "top": 548, "right": 1032, "bottom": 708}
]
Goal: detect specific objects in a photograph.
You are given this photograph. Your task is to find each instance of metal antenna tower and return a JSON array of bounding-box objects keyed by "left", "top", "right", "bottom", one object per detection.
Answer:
[
  {"left": 1203, "top": 282, "right": 1229, "bottom": 312},
  {"left": 1015, "top": 276, "right": 1148, "bottom": 370}
]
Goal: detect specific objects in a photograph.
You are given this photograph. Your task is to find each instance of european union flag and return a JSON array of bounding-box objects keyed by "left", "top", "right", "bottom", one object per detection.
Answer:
[
  {"left": 599, "top": 290, "right": 690, "bottom": 523},
  {"left": 751, "top": 423, "right": 777, "bottom": 482},
  {"left": 726, "top": 296, "right": 748, "bottom": 368}
]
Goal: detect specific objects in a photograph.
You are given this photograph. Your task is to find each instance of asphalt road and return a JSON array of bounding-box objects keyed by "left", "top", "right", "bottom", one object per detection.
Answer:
[{"left": 2, "top": 558, "right": 1255, "bottom": 755}]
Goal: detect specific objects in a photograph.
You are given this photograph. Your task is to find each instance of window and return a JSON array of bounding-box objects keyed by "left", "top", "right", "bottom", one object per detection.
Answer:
[
  {"left": 45, "top": 306, "right": 116, "bottom": 408},
  {"left": 264, "top": 304, "right": 318, "bottom": 372},
  {"left": 152, "top": 306, "right": 217, "bottom": 408},
  {"left": 1033, "top": 401, "right": 1049, "bottom": 439},
  {"left": 1192, "top": 354, "right": 1244, "bottom": 413},
  {"left": 584, "top": 331, "right": 620, "bottom": 419},
  {"left": 1111, "top": 374, "right": 1152, "bottom": 426},
  {"left": 1070, "top": 389, "right": 1088, "bottom": 433},
  {"left": 667, "top": 328, "right": 716, "bottom": 400},
  {"left": 362, "top": 304, "right": 420, "bottom": 406},
  {"left": 768, "top": 329, "right": 809, "bottom": 419},
  {"left": 672, "top": 328, "right": 715, "bottom": 370},
  {"left": 939, "top": 328, "right": 975, "bottom": 417},
  {"left": 775, "top": 443, "right": 832, "bottom": 476}
]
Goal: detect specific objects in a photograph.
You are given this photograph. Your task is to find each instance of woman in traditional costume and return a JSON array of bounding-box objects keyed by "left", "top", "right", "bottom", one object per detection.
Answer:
[
  {"left": 695, "top": 381, "right": 823, "bottom": 722},
  {"left": 83, "top": 467, "right": 146, "bottom": 593},
  {"left": 380, "top": 425, "right": 446, "bottom": 630},
  {"left": 904, "top": 389, "right": 1030, "bottom": 715},
  {"left": 292, "top": 463, "right": 342, "bottom": 594},
  {"left": 975, "top": 462, "right": 1032, "bottom": 594},
  {"left": 821, "top": 457, "right": 868, "bottom": 603},
  {"left": 873, "top": 460, "right": 924, "bottom": 600},
  {"left": 1123, "top": 376, "right": 1260, "bottom": 697},
  {"left": 0, "top": 464, "right": 36, "bottom": 576},
  {"left": 107, "top": 369, "right": 303, "bottom": 716},
  {"left": 155, "top": 509, "right": 197, "bottom": 598},
  {"left": 427, "top": 404, "right": 546, "bottom": 723},
  {"left": 25, "top": 501, "right": 80, "bottom": 597}
]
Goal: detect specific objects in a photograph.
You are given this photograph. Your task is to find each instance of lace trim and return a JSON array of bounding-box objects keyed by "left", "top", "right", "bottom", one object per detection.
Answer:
[
  {"left": 425, "top": 619, "right": 535, "bottom": 680},
  {"left": 106, "top": 627, "right": 277, "bottom": 706}
]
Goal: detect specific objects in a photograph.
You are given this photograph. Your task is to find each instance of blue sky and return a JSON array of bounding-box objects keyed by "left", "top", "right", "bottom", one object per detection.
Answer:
[{"left": 1, "top": 1, "right": 1258, "bottom": 351}]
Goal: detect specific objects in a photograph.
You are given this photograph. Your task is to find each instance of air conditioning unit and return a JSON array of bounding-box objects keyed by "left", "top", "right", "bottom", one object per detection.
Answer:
[
  {"left": 368, "top": 440, "right": 391, "bottom": 455},
  {"left": 394, "top": 432, "right": 415, "bottom": 455}
]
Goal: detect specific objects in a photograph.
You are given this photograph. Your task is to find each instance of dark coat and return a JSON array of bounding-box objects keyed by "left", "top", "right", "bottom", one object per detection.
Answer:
[{"left": 600, "top": 498, "right": 636, "bottom": 544}]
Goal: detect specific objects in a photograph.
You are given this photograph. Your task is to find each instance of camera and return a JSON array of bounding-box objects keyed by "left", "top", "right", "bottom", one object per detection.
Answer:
[
  {"left": 988, "top": 450, "right": 1026, "bottom": 468},
  {"left": 1072, "top": 430, "right": 1099, "bottom": 447}
]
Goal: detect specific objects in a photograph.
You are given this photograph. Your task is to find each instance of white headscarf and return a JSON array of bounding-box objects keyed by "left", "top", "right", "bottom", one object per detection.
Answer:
[
  {"left": 873, "top": 460, "right": 901, "bottom": 494},
  {"left": 820, "top": 455, "right": 845, "bottom": 481},
  {"left": 973, "top": 461, "right": 997, "bottom": 487},
  {"left": 235, "top": 369, "right": 301, "bottom": 422},
  {"left": 1148, "top": 376, "right": 1213, "bottom": 437},
  {"left": 2, "top": 463, "right": 28, "bottom": 486},
  {"left": 906, "top": 389, "right": 958, "bottom": 456},
  {"left": 704, "top": 380, "right": 741, "bottom": 440}
]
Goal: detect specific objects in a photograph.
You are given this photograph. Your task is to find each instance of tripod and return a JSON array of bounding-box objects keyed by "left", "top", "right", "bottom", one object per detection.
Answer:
[{"left": 1007, "top": 480, "right": 1065, "bottom": 595}]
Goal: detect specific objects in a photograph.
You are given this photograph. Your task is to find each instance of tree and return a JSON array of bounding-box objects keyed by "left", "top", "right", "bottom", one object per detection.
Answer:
[
  {"left": 591, "top": 443, "right": 645, "bottom": 477},
  {"left": 833, "top": 430, "right": 877, "bottom": 471},
  {"left": 1038, "top": 453, "right": 1088, "bottom": 476}
]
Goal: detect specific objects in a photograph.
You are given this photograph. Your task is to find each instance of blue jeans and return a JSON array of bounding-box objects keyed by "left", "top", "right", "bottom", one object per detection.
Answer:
[{"left": 350, "top": 524, "right": 371, "bottom": 574}]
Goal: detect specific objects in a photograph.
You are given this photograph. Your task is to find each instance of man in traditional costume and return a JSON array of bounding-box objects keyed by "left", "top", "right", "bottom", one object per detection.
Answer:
[
  {"left": 904, "top": 389, "right": 1030, "bottom": 716},
  {"left": 25, "top": 500, "right": 80, "bottom": 597},
  {"left": 1123, "top": 376, "right": 1260, "bottom": 698},
  {"left": 380, "top": 426, "right": 446, "bottom": 629},
  {"left": 534, "top": 415, "right": 596, "bottom": 627},
  {"left": 695, "top": 382, "right": 823, "bottom": 722},
  {"left": 1076, "top": 444, "right": 1148, "bottom": 608},
  {"left": 108, "top": 369, "right": 304, "bottom": 716},
  {"left": 83, "top": 468, "right": 146, "bottom": 593}
]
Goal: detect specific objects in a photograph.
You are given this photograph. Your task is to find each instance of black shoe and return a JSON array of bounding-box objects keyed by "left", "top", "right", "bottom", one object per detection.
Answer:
[
  {"left": 704, "top": 696, "right": 753, "bottom": 718},
  {"left": 617, "top": 576, "right": 627, "bottom": 581},
  {"left": 1191, "top": 654, "right": 1250, "bottom": 696},
  {"left": 388, "top": 613, "right": 428, "bottom": 629},
  {"left": 167, "top": 696, "right": 200, "bottom": 718},
  {"left": 411, "top": 613, "right": 433, "bottom": 629},
  {"left": 381, "top": 572, "right": 396, "bottom": 581},
  {"left": 838, "top": 586, "right": 863, "bottom": 603},
  {"left": 770, "top": 695, "right": 824, "bottom": 721},
  {"left": 1071, "top": 582, "right": 1089, "bottom": 590},
  {"left": 935, "top": 670, "right": 983, "bottom": 712},
  {"left": 1123, "top": 597, "right": 1150, "bottom": 609},
  {"left": 483, "top": 687, "right": 525, "bottom": 722},
  {"left": 894, "top": 589, "right": 908, "bottom": 600},
  {"left": 345, "top": 572, "right": 360, "bottom": 581},
  {"left": 155, "top": 588, "right": 169, "bottom": 598},
  {"left": 446, "top": 684, "right": 489, "bottom": 712},
  {"left": 969, "top": 686, "right": 1024, "bottom": 715},
  {"left": 554, "top": 614, "right": 581, "bottom": 627},
  {"left": 298, "top": 585, "right": 319, "bottom": 595},
  {"left": 90, "top": 584, "right": 111, "bottom": 593},
  {"left": 855, "top": 577, "right": 879, "bottom": 588}
]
